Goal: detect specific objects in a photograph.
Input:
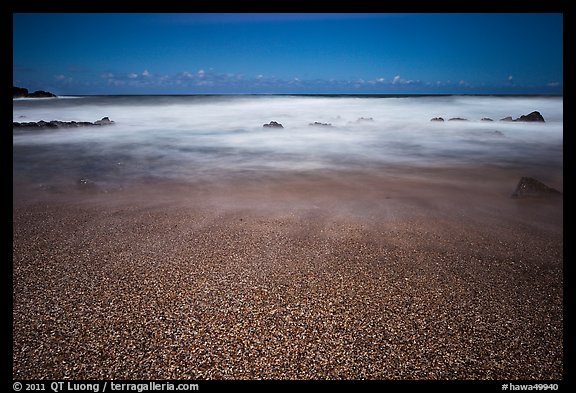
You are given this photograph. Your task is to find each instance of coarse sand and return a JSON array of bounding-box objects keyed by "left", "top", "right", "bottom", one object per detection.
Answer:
[{"left": 13, "top": 167, "right": 563, "bottom": 379}]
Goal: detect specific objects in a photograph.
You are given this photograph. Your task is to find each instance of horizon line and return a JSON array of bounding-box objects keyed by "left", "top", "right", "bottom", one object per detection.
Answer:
[{"left": 15, "top": 93, "right": 564, "bottom": 98}]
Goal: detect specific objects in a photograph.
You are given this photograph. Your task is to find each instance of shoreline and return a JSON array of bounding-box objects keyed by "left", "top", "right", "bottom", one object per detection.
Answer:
[{"left": 13, "top": 167, "right": 563, "bottom": 379}]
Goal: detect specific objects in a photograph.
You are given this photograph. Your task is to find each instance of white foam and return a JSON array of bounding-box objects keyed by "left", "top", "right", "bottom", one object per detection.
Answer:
[{"left": 13, "top": 95, "right": 563, "bottom": 183}]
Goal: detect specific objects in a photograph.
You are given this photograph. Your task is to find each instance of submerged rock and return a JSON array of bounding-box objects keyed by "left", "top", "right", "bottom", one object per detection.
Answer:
[
  {"left": 357, "top": 117, "right": 374, "bottom": 122},
  {"left": 309, "top": 121, "right": 333, "bottom": 127},
  {"left": 77, "top": 178, "right": 96, "bottom": 186},
  {"left": 500, "top": 116, "right": 514, "bottom": 122},
  {"left": 448, "top": 117, "right": 468, "bottom": 121},
  {"left": 76, "top": 178, "right": 100, "bottom": 192},
  {"left": 430, "top": 117, "right": 445, "bottom": 122},
  {"left": 511, "top": 177, "right": 561, "bottom": 199},
  {"left": 515, "top": 111, "right": 545, "bottom": 122},
  {"left": 481, "top": 117, "right": 494, "bottom": 121},
  {"left": 263, "top": 121, "right": 283, "bottom": 128}
]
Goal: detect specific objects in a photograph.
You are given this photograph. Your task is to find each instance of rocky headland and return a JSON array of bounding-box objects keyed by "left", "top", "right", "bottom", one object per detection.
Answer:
[{"left": 13, "top": 86, "right": 57, "bottom": 98}]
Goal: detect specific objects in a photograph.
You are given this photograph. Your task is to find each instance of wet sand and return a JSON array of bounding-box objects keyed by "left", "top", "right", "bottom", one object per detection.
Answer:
[{"left": 12, "top": 166, "right": 563, "bottom": 379}]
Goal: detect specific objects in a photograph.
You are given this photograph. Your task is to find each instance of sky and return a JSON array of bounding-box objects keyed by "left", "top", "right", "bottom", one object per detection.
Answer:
[{"left": 13, "top": 13, "right": 563, "bottom": 95}]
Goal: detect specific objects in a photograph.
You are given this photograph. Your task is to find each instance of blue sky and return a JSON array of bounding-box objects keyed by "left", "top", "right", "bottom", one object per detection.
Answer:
[{"left": 13, "top": 13, "right": 563, "bottom": 95}]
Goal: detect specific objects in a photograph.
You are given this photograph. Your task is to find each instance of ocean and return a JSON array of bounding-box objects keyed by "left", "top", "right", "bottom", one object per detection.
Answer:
[{"left": 13, "top": 95, "right": 563, "bottom": 191}]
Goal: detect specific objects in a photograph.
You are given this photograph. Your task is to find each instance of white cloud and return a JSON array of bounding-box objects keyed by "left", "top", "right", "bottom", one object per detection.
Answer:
[
  {"left": 546, "top": 82, "right": 560, "bottom": 87},
  {"left": 391, "top": 75, "right": 420, "bottom": 85},
  {"left": 95, "top": 69, "right": 437, "bottom": 92},
  {"left": 196, "top": 80, "right": 213, "bottom": 86},
  {"left": 459, "top": 80, "right": 470, "bottom": 87},
  {"left": 508, "top": 75, "right": 514, "bottom": 81},
  {"left": 54, "top": 74, "right": 66, "bottom": 81}
]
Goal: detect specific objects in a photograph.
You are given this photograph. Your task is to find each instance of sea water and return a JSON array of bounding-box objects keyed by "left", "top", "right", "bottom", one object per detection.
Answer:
[{"left": 12, "top": 95, "right": 563, "bottom": 189}]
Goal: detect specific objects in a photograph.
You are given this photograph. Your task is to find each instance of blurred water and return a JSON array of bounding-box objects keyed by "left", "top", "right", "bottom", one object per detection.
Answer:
[{"left": 13, "top": 95, "right": 563, "bottom": 187}]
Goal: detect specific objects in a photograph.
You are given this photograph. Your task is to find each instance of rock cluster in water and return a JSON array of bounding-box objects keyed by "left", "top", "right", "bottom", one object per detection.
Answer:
[
  {"left": 13, "top": 117, "right": 115, "bottom": 129},
  {"left": 515, "top": 111, "right": 545, "bottom": 122},
  {"left": 309, "top": 121, "right": 333, "bottom": 127},
  {"left": 262, "top": 111, "right": 546, "bottom": 128},
  {"left": 431, "top": 111, "right": 545, "bottom": 122},
  {"left": 263, "top": 121, "right": 284, "bottom": 128}
]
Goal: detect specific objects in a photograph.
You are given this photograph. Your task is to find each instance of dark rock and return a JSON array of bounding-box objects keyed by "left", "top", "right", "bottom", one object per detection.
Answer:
[
  {"left": 26, "top": 90, "right": 57, "bottom": 98},
  {"left": 511, "top": 177, "right": 561, "bottom": 199},
  {"left": 309, "top": 121, "right": 333, "bottom": 127},
  {"left": 13, "top": 86, "right": 29, "bottom": 98},
  {"left": 500, "top": 116, "right": 514, "bottom": 122},
  {"left": 13, "top": 118, "right": 115, "bottom": 130},
  {"left": 14, "top": 86, "right": 57, "bottom": 98},
  {"left": 13, "top": 121, "right": 38, "bottom": 129},
  {"left": 430, "top": 117, "right": 444, "bottom": 122},
  {"left": 481, "top": 117, "right": 494, "bottom": 121},
  {"left": 263, "top": 121, "right": 283, "bottom": 128},
  {"left": 448, "top": 117, "right": 468, "bottom": 121},
  {"left": 94, "top": 117, "right": 114, "bottom": 125},
  {"left": 514, "top": 111, "right": 545, "bottom": 122}
]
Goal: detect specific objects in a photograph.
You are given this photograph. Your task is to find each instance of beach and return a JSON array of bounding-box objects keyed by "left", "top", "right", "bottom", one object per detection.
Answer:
[
  {"left": 13, "top": 164, "right": 563, "bottom": 379},
  {"left": 13, "top": 10, "right": 564, "bottom": 380}
]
